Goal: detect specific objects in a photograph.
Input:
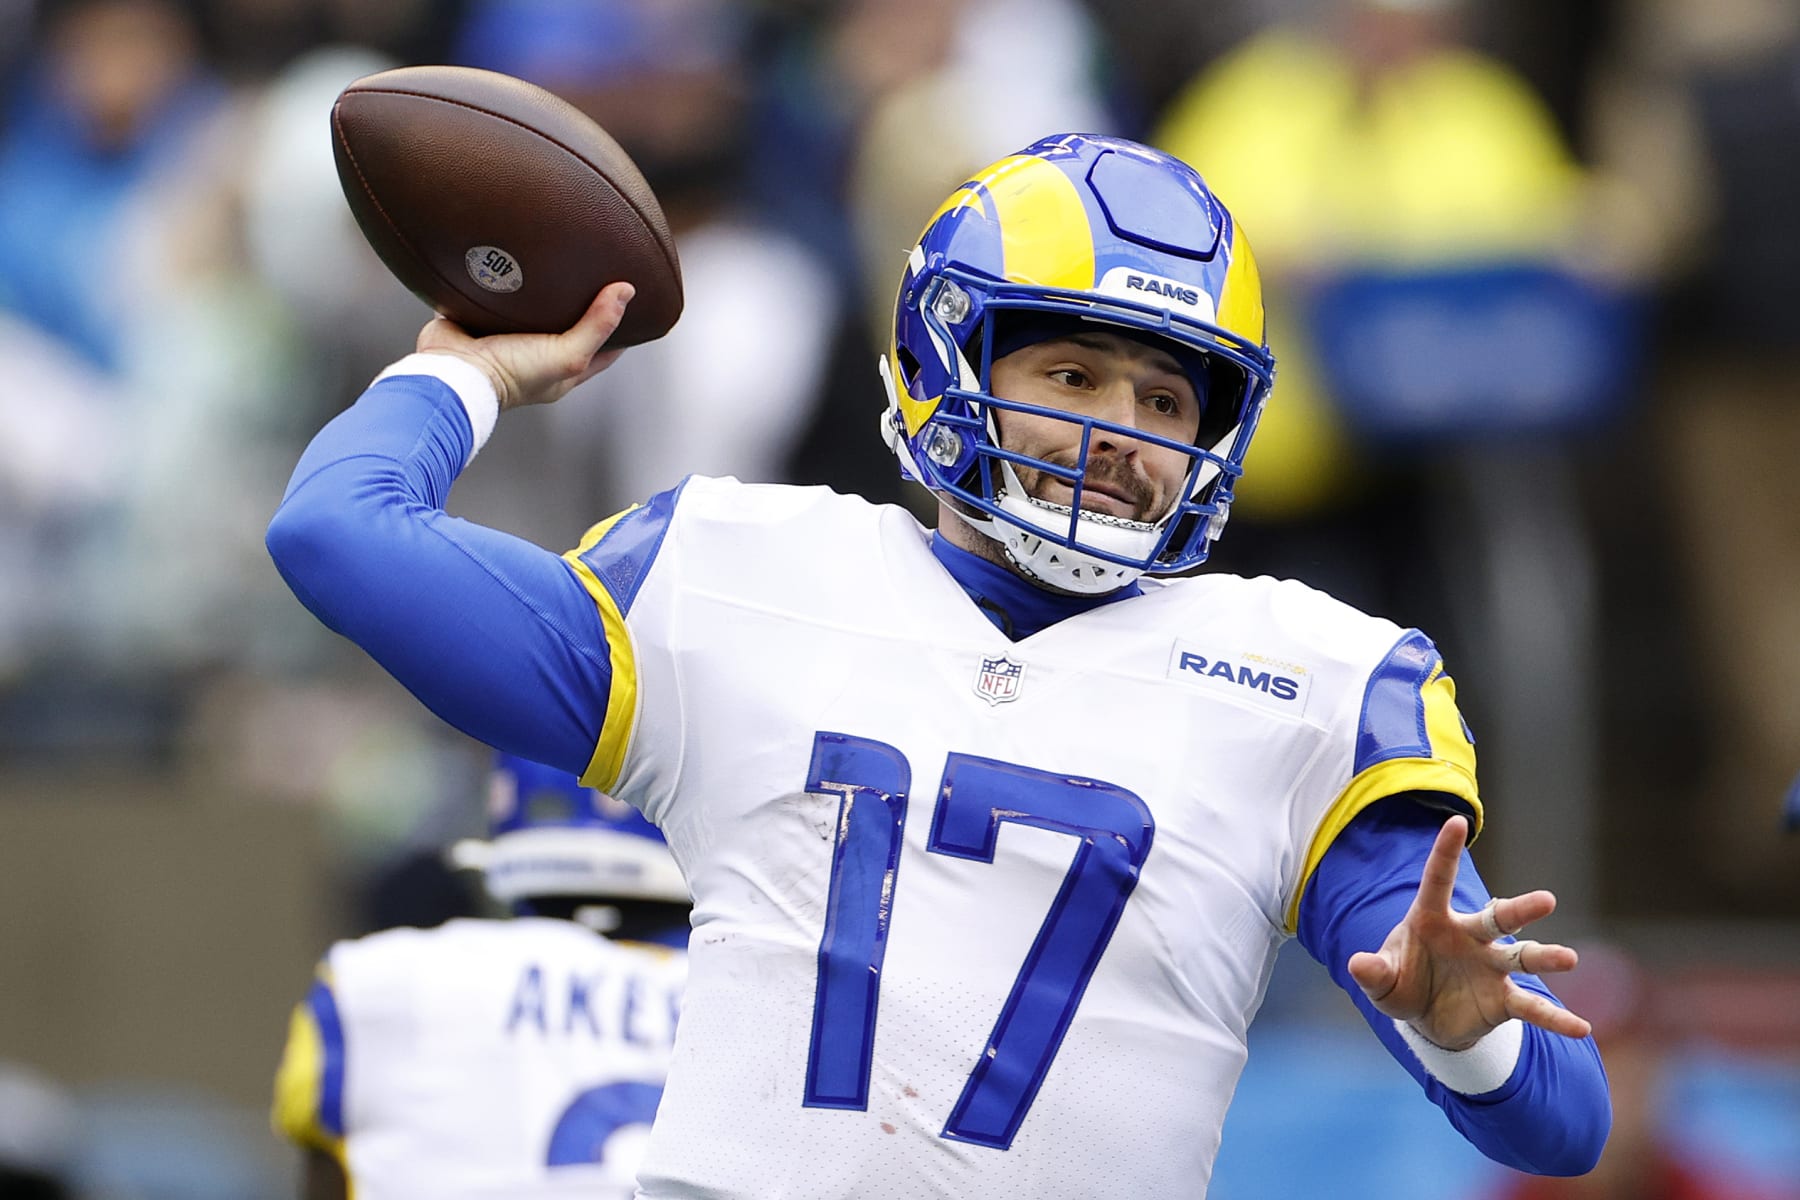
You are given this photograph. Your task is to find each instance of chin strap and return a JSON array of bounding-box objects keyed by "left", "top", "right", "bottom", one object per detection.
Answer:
[
  {"left": 878, "top": 354, "right": 922, "bottom": 482},
  {"left": 999, "top": 527, "right": 1140, "bottom": 595}
]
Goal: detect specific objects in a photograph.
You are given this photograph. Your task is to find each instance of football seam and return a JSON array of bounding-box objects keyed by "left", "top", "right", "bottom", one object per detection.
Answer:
[
  {"left": 342, "top": 86, "right": 683, "bottom": 292},
  {"left": 332, "top": 106, "right": 525, "bottom": 331}
]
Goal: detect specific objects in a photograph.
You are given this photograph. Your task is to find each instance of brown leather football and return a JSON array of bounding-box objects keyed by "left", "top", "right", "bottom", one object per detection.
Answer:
[{"left": 331, "top": 65, "right": 682, "bottom": 345}]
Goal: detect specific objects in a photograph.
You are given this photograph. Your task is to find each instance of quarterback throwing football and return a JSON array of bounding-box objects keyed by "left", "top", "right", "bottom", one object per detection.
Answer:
[{"left": 269, "top": 134, "right": 1609, "bottom": 1197}]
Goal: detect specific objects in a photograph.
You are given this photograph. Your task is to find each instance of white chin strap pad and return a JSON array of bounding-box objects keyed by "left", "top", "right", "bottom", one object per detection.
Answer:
[{"left": 984, "top": 461, "right": 1161, "bottom": 595}]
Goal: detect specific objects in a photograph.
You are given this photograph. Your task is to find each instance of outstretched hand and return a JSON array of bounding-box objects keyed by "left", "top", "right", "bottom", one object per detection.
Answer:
[
  {"left": 1348, "top": 815, "right": 1592, "bottom": 1051},
  {"left": 415, "top": 282, "right": 635, "bottom": 411}
]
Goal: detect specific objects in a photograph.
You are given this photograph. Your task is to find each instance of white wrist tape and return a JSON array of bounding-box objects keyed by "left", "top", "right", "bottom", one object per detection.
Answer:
[
  {"left": 1394, "top": 1017, "right": 1524, "bottom": 1096},
  {"left": 375, "top": 353, "right": 500, "bottom": 464}
]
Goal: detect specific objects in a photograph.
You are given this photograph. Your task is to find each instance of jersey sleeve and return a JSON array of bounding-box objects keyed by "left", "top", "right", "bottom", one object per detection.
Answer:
[
  {"left": 270, "top": 965, "right": 349, "bottom": 1162},
  {"left": 1287, "top": 628, "right": 1481, "bottom": 929},
  {"left": 559, "top": 478, "right": 689, "bottom": 794},
  {"left": 265, "top": 364, "right": 616, "bottom": 776},
  {"left": 1298, "top": 799, "right": 1611, "bottom": 1175}
]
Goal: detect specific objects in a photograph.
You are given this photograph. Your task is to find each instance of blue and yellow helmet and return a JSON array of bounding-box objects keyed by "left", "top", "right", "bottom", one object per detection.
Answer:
[
  {"left": 450, "top": 753, "right": 687, "bottom": 906},
  {"left": 881, "top": 133, "right": 1275, "bottom": 592}
]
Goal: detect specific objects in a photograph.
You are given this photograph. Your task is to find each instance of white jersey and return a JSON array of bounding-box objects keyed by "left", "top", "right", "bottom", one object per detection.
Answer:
[
  {"left": 561, "top": 478, "right": 1479, "bottom": 1199},
  {"left": 272, "top": 917, "right": 686, "bottom": 1199}
]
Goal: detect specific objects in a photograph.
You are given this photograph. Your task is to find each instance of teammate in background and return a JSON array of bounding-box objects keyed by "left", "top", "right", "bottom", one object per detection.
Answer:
[
  {"left": 267, "top": 134, "right": 1610, "bottom": 1196},
  {"left": 271, "top": 753, "right": 690, "bottom": 1199}
]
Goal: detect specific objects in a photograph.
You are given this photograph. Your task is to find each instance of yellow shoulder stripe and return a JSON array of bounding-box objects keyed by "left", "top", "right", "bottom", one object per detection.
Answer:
[
  {"left": 1284, "top": 756, "right": 1483, "bottom": 933},
  {"left": 563, "top": 508, "right": 642, "bottom": 793},
  {"left": 270, "top": 978, "right": 347, "bottom": 1168}
]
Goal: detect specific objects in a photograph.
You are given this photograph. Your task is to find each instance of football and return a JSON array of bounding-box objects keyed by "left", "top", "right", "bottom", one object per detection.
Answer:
[{"left": 330, "top": 65, "right": 683, "bottom": 345}]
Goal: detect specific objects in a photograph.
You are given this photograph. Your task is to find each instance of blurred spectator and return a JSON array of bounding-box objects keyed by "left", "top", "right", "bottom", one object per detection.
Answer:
[
  {"left": 846, "top": 0, "right": 1115, "bottom": 341},
  {"left": 1070, "top": 0, "right": 1264, "bottom": 132},
  {"left": 748, "top": 0, "right": 1112, "bottom": 316},
  {"left": 0, "top": 4, "right": 402, "bottom": 720},
  {"left": 1547, "top": 0, "right": 1800, "bottom": 908},
  {"left": 443, "top": 0, "right": 840, "bottom": 535},
  {"left": 60, "top": 87, "right": 314, "bottom": 681},
  {"left": 1152, "top": 0, "right": 1600, "bottom": 532},
  {"left": 0, "top": 0, "right": 223, "bottom": 369},
  {"left": 773, "top": 0, "right": 1115, "bottom": 510},
  {"left": 0, "top": 313, "right": 123, "bottom": 681},
  {"left": 0, "top": 0, "right": 324, "bottom": 721},
  {"left": 1625, "top": 0, "right": 1800, "bottom": 899},
  {"left": 740, "top": 0, "right": 958, "bottom": 296},
  {"left": 1149, "top": 0, "right": 1654, "bottom": 918},
  {"left": 238, "top": 44, "right": 421, "bottom": 410},
  {"left": 191, "top": 0, "right": 451, "bottom": 81}
]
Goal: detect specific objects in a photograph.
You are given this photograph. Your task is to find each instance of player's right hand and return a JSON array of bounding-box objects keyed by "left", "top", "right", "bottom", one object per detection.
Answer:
[{"left": 415, "top": 282, "right": 635, "bottom": 411}]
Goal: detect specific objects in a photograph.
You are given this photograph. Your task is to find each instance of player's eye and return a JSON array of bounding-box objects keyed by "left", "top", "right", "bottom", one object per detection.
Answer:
[
  {"left": 1146, "top": 392, "right": 1180, "bottom": 416},
  {"left": 1049, "top": 368, "right": 1090, "bottom": 389}
]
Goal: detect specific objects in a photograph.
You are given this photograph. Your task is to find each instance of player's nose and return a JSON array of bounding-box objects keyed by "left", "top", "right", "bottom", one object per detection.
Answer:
[{"left": 1090, "top": 381, "right": 1147, "bottom": 450}]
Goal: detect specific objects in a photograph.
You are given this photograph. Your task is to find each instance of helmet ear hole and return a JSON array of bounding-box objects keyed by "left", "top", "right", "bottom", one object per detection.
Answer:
[
  {"left": 896, "top": 345, "right": 922, "bottom": 388},
  {"left": 1196, "top": 357, "right": 1251, "bottom": 451}
]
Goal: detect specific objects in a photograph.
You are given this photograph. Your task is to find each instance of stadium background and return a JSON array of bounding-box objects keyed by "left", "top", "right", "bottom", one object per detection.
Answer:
[{"left": 0, "top": 0, "right": 1796, "bottom": 1194}]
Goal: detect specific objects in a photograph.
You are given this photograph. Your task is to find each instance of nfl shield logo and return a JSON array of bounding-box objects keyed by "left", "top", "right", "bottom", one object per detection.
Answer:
[{"left": 974, "top": 655, "right": 1026, "bottom": 706}]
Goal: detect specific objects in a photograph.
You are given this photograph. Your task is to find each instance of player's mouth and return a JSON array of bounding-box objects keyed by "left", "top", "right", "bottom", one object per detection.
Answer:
[{"left": 1044, "top": 475, "right": 1152, "bottom": 521}]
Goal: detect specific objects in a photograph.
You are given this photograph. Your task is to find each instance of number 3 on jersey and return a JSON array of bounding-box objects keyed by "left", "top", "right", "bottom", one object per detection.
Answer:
[{"left": 801, "top": 731, "right": 1155, "bottom": 1150}]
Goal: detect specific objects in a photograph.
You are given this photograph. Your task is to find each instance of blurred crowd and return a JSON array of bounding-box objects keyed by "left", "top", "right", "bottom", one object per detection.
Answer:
[{"left": 1, "top": 0, "right": 1798, "bottom": 1194}]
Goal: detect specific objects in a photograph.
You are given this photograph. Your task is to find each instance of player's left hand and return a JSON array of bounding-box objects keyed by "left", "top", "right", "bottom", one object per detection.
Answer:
[{"left": 1347, "top": 815, "right": 1592, "bottom": 1051}]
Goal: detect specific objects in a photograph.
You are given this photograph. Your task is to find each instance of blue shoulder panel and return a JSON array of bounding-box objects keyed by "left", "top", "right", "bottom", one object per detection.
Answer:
[
  {"left": 574, "top": 479, "right": 687, "bottom": 616},
  {"left": 1355, "top": 629, "right": 1441, "bottom": 773},
  {"left": 305, "top": 977, "right": 347, "bottom": 1139}
]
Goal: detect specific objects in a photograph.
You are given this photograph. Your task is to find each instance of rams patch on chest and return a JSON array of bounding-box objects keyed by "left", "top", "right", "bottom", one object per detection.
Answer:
[{"left": 1166, "top": 642, "right": 1313, "bottom": 717}]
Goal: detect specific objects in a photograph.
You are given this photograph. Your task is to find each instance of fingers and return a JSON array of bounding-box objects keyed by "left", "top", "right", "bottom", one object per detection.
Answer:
[
  {"left": 1468, "top": 890, "right": 1558, "bottom": 946},
  {"left": 1476, "top": 898, "right": 1506, "bottom": 941},
  {"left": 1347, "top": 950, "right": 1397, "bottom": 1003},
  {"left": 560, "top": 282, "right": 636, "bottom": 367},
  {"left": 417, "top": 313, "right": 475, "bottom": 355},
  {"left": 1411, "top": 816, "right": 1468, "bottom": 916},
  {"left": 1494, "top": 938, "right": 1579, "bottom": 978},
  {"left": 1505, "top": 981, "right": 1593, "bottom": 1040}
]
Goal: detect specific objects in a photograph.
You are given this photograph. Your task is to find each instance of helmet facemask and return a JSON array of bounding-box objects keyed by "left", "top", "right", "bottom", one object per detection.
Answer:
[{"left": 886, "top": 269, "right": 1269, "bottom": 595}]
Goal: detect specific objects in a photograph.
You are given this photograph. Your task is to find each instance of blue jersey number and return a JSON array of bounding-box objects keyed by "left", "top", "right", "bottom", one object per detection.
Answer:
[
  {"left": 801, "top": 732, "right": 1155, "bottom": 1150},
  {"left": 546, "top": 1080, "right": 664, "bottom": 1167},
  {"left": 802, "top": 732, "right": 911, "bottom": 1111}
]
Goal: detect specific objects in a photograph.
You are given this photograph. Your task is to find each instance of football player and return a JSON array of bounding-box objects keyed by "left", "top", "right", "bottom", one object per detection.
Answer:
[
  {"left": 267, "top": 134, "right": 1610, "bottom": 1196},
  {"left": 271, "top": 753, "right": 689, "bottom": 1199}
]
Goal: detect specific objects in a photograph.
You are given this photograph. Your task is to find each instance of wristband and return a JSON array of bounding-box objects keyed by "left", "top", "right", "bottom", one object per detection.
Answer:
[
  {"left": 1394, "top": 1016, "right": 1523, "bottom": 1096},
  {"left": 376, "top": 353, "right": 500, "bottom": 464}
]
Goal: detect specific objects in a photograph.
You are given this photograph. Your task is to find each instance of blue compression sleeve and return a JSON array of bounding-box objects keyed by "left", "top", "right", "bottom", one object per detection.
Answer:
[
  {"left": 1297, "top": 796, "right": 1610, "bottom": 1175},
  {"left": 266, "top": 371, "right": 611, "bottom": 775}
]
